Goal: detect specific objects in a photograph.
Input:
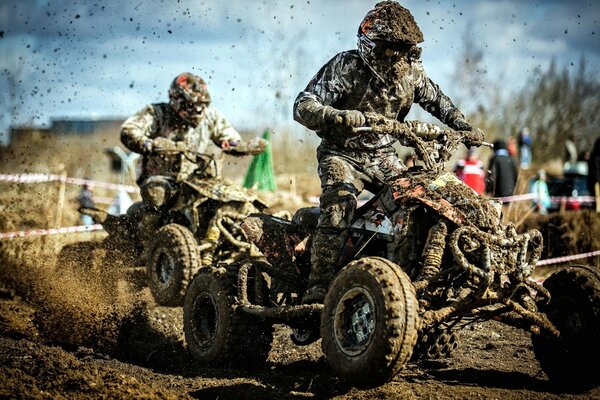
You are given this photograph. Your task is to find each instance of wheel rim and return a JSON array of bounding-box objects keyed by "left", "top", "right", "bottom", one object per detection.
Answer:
[
  {"left": 333, "top": 286, "right": 376, "bottom": 356},
  {"left": 156, "top": 252, "right": 175, "bottom": 284},
  {"left": 191, "top": 293, "right": 218, "bottom": 350}
]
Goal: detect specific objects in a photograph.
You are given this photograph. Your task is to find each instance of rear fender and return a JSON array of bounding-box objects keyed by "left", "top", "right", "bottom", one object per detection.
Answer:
[{"left": 241, "top": 213, "right": 311, "bottom": 276}]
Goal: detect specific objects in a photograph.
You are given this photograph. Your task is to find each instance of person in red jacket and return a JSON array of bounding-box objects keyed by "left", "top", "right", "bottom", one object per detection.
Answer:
[{"left": 455, "top": 147, "right": 485, "bottom": 195}]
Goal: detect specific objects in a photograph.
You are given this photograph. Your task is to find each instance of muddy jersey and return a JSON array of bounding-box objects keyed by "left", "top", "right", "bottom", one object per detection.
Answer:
[
  {"left": 121, "top": 103, "right": 241, "bottom": 180},
  {"left": 293, "top": 50, "right": 470, "bottom": 151}
]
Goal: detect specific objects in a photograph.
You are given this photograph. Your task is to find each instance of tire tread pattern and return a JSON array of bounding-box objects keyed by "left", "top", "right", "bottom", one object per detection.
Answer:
[
  {"left": 184, "top": 267, "right": 273, "bottom": 367},
  {"left": 532, "top": 267, "right": 600, "bottom": 389},
  {"left": 147, "top": 223, "right": 199, "bottom": 306},
  {"left": 321, "top": 256, "right": 419, "bottom": 386}
]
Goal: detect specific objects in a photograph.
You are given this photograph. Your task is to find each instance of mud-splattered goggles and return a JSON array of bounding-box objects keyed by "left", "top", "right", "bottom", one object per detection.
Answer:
[{"left": 358, "top": 35, "right": 412, "bottom": 58}]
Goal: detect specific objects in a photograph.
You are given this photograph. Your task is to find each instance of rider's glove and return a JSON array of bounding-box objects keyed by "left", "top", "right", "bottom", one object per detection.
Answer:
[
  {"left": 463, "top": 127, "right": 485, "bottom": 147},
  {"left": 323, "top": 106, "right": 366, "bottom": 132},
  {"left": 152, "top": 137, "right": 179, "bottom": 152},
  {"left": 248, "top": 137, "right": 268, "bottom": 153},
  {"left": 220, "top": 139, "right": 239, "bottom": 150}
]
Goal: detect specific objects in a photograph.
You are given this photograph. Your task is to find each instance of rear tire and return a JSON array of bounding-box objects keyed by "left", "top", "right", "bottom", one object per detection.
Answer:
[
  {"left": 183, "top": 267, "right": 272, "bottom": 367},
  {"left": 147, "top": 224, "right": 199, "bottom": 306},
  {"left": 321, "top": 257, "right": 419, "bottom": 387},
  {"left": 412, "top": 327, "right": 460, "bottom": 361},
  {"left": 532, "top": 267, "right": 600, "bottom": 390}
]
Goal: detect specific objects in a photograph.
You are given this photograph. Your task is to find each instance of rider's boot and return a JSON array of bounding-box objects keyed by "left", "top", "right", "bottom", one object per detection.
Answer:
[{"left": 302, "top": 229, "right": 346, "bottom": 304}]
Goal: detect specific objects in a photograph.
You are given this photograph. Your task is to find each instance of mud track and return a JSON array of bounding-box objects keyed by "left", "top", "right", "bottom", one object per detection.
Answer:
[
  {"left": 1, "top": 246, "right": 599, "bottom": 399},
  {"left": 2, "top": 291, "right": 599, "bottom": 400}
]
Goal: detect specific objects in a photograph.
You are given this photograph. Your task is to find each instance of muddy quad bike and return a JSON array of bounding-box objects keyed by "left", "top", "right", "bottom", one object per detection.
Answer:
[
  {"left": 66, "top": 142, "right": 267, "bottom": 306},
  {"left": 183, "top": 113, "right": 600, "bottom": 389}
]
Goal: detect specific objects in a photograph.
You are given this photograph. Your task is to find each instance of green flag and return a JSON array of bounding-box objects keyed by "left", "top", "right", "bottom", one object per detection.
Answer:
[{"left": 243, "top": 129, "right": 277, "bottom": 192}]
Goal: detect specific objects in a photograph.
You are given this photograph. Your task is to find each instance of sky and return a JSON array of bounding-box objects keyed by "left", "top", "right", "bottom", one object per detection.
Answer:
[{"left": 0, "top": 0, "right": 598, "bottom": 144}]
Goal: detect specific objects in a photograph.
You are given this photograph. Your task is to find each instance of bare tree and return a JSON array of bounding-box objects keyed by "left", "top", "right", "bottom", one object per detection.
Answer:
[
  {"left": 452, "top": 24, "right": 485, "bottom": 105},
  {"left": 498, "top": 56, "right": 600, "bottom": 161}
]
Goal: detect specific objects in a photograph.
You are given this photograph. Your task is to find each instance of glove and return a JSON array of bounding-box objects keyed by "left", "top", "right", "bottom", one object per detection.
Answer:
[
  {"left": 224, "top": 137, "right": 267, "bottom": 155},
  {"left": 152, "top": 137, "right": 180, "bottom": 152},
  {"left": 323, "top": 106, "right": 365, "bottom": 129},
  {"left": 248, "top": 137, "right": 268, "bottom": 152},
  {"left": 463, "top": 127, "right": 485, "bottom": 147},
  {"left": 333, "top": 109, "right": 366, "bottom": 128}
]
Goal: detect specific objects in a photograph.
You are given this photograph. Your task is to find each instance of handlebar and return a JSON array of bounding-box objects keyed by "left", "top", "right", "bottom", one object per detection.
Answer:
[{"left": 354, "top": 112, "right": 490, "bottom": 171}]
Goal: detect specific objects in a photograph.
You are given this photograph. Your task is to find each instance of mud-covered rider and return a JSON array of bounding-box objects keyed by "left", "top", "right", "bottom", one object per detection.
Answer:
[
  {"left": 293, "top": 1, "right": 484, "bottom": 303},
  {"left": 121, "top": 72, "right": 245, "bottom": 209}
]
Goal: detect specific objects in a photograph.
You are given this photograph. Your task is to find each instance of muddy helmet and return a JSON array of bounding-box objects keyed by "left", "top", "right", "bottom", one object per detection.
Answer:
[
  {"left": 168, "top": 72, "right": 211, "bottom": 125},
  {"left": 358, "top": 1, "right": 424, "bottom": 45}
]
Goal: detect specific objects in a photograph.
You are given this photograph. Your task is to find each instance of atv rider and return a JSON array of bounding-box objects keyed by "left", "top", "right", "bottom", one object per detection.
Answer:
[
  {"left": 293, "top": 1, "right": 484, "bottom": 303},
  {"left": 121, "top": 72, "right": 256, "bottom": 260}
]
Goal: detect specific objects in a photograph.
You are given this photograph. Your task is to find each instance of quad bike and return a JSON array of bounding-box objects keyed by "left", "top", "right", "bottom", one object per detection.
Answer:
[
  {"left": 57, "top": 141, "right": 267, "bottom": 306},
  {"left": 183, "top": 113, "right": 600, "bottom": 389}
]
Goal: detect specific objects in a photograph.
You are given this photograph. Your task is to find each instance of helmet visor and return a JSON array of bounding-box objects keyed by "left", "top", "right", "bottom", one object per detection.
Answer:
[
  {"left": 359, "top": 35, "right": 412, "bottom": 60},
  {"left": 171, "top": 95, "right": 206, "bottom": 124}
]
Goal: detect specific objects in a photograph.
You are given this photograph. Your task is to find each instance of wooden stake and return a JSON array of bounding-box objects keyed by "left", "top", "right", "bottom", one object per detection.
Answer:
[{"left": 54, "top": 167, "right": 67, "bottom": 228}]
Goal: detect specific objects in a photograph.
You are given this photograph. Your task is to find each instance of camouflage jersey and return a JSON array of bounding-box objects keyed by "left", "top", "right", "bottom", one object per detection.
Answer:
[
  {"left": 293, "top": 50, "right": 471, "bottom": 152},
  {"left": 121, "top": 103, "right": 241, "bottom": 181}
]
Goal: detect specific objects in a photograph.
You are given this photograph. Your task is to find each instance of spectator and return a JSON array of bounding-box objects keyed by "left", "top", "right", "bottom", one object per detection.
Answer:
[
  {"left": 78, "top": 183, "right": 95, "bottom": 226},
  {"left": 530, "top": 169, "right": 551, "bottom": 215},
  {"left": 486, "top": 140, "right": 518, "bottom": 198},
  {"left": 588, "top": 137, "right": 600, "bottom": 211},
  {"left": 517, "top": 127, "right": 532, "bottom": 169},
  {"left": 454, "top": 147, "right": 485, "bottom": 195},
  {"left": 507, "top": 135, "right": 518, "bottom": 159},
  {"left": 565, "top": 134, "right": 578, "bottom": 165}
]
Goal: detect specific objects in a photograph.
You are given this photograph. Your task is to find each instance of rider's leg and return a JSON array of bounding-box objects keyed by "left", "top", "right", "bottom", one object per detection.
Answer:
[{"left": 303, "top": 182, "right": 360, "bottom": 304}]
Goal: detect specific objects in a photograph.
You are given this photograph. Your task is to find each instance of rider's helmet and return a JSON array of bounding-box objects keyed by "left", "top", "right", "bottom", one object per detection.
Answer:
[
  {"left": 357, "top": 1, "right": 423, "bottom": 77},
  {"left": 168, "top": 72, "right": 211, "bottom": 126}
]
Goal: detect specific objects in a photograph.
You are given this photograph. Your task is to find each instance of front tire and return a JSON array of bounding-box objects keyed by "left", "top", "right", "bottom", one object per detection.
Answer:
[
  {"left": 183, "top": 267, "right": 272, "bottom": 367},
  {"left": 321, "top": 257, "right": 419, "bottom": 387},
  {"left": 147, "top": 224, "right": 199, "bottom": 306},
  {"left": 532, "top": 267, "right": 600, "bottom": 390}
]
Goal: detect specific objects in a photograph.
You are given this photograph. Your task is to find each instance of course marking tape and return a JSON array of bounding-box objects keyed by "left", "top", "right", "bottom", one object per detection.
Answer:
[
  {"left": 0, "top": 173, "right": 138, "bottom": 193},
  {"left": 0, "top": 224, "right": 103, "bottom": 240},
  {"left": 498, "top": 193, "right": 596, "bottom": 204},
  {"left": 536, "top": 250, "right": 600, "bottom": 266}
]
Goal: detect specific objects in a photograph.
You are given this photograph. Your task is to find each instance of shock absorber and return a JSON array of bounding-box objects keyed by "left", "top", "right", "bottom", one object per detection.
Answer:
[
  {"left": 200, "top": 220, "right": 221, "bottom": 266},
  {"left": 414, "top": 220, "right": 447, "bottom": 291}
]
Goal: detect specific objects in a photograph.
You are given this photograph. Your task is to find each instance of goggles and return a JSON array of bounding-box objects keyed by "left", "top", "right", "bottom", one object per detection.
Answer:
[{"left": 358, "top": 35, "right": 412, "bottom": 58}]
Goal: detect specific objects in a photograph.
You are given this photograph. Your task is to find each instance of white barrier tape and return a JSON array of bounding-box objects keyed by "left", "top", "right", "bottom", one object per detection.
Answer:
[
  {"left": 93, "top": 196, "right": 116, "bottom": 205},
  {"left": 63, "top": 177, "right": 139, "bottom": 193},
  {"left": 497, "top": 193, "right": 596, "bottom": 204},
  {"left": 0, "top": 173, "right": 138, "bottom": 193},
  {"left": 549, "top": 195, "right": 596, "bottom": 203},
  {"left": 498, "top": 193, "right": 537, "bottom": 202},
  {"left": 0, "top": 173, "right": 57, "bottom": 183},
  {"left": 0, "top": 224, "right": 103, "bottom": 240},
  {"left": 536, "top": 250, "right": 600, "bottom": 266}
]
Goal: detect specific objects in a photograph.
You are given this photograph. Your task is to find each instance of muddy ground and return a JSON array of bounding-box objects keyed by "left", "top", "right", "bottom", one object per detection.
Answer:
[
  {"left": 1, "top": 285, "right": 600, "bottom": 400},
  {"left": 1, "top": 212, "right": 600, "bottom": 400},
  {"left": 1, "top": 140, "right": 600, "bottom": 400}
]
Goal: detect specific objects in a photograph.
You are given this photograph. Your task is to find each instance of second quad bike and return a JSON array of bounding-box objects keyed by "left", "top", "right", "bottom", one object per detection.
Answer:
[
  {"left": 57, "top": 141, "right": 267, "bottom": 306},
  {"left": 183, "top": 113, "right": 600, "bottom": 389}
]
